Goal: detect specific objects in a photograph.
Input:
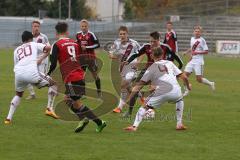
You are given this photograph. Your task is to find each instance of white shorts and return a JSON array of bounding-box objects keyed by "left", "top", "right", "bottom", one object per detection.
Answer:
[
  {"left": 145, "top": 86, "right": 182, "bottom": 108},
  {"left": 38, "top": 63, "right": 48, "bottom": 74},
  {"left": 184, "top": 61, "right": 204, "bottom": 75},
  {"left": 15, "top": 70, "right": 53, "bottom": 92}
]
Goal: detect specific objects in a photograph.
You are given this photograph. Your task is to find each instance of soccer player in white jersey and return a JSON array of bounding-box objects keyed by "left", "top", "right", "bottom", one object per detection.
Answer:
[
  {"left": 124, "top": 47, "right": 191, "bottom": 131},
  {"left": 108, "top": 26, "right": 141, "bottom": 113},
  {"left": 26, "top": 20, "right": 58, "bottom": 119},
  {"left": 4, "top": 31, "right": 53, "bottom": 124},
  {"left": 183, "top": 26, "right": 215, "bottom": 96}
]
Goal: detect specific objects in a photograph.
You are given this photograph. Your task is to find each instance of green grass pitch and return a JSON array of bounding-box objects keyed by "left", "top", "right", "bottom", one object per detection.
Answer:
[{"left": 0, "top": 48, "right": 240, "bottom": 160}]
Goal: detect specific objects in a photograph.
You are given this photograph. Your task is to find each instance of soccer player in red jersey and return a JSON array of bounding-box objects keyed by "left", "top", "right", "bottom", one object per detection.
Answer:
[
  {"left": 48, "top": 22, "right": 106, "bottom": 133},
  {"left": 122, "top": 31, "right": 183, "bottom": 117},
  {"left": 128, "top": 31, "right": 183, "bottom": 70},
  {"left": 75, "top": 19, "right": 102, "bottom": 97},
  {"left": 164, "top": 21, "right": 178, "bottom": 54}
]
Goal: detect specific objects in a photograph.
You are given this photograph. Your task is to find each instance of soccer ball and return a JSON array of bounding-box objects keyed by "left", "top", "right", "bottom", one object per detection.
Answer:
[{"left": 144, "top": 109, "right": 155, "bottom": 120}]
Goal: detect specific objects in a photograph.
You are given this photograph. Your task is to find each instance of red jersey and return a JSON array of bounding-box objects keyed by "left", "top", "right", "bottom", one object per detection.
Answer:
[
  {"left": 48, "top": 38, "right": 85, "bottom": 83},
  {"left": 76, "top": 31, "right": 100, "bottom": 60},
  {"left": 127, "top": 42, "right": 183, "bottom": 69},
  {"left": 138, "top": 44, "right": 154, "bottom": 68},
  {"left": 164, "top": 29, "right": 178, "bottom": 53}
]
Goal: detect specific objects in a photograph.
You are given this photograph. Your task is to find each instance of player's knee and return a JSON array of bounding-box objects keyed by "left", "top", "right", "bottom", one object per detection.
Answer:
[
  {"left": 196, "top": 77, "right": 202, "bottom": 83},
  {"left": 94, "top": 75, "right": 100, "bottom": 81}
]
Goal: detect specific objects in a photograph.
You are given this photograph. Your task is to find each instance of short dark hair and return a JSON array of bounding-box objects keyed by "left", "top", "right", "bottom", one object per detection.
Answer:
[
  {"left": 166, "top": 21, "right": 173, "bottom": 25},
  {"left": 118, "top": 26, "right": 128, "bottom": 33},
  {"left": 152, "top": 47, "right": 163, "bottom": 58},
  {"left": 22, "top": 31, "right": 33, "bottom": 42},
  {"left": 55, "top": 22, "right": 68, "bottom": 34},
  {"left": 150, "top": 31, "right": 160, "bottom": 40},
  {"left": 32, "top": 20, "right": 40, "bottom": 25}
]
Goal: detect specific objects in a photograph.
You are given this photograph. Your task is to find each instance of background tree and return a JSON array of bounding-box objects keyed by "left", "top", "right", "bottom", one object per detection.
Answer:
[
  {"left": 0, "top": 0, "right": 48, "bottom": 17},
  {"left": 123, "top": 0, "right": 134, "bottom": 20},
  {"left": 0, "top": 0, "right": 92, "bottom": 19},
  {"left": 46, "top": 0, "right": 92, "bottom": 19}
]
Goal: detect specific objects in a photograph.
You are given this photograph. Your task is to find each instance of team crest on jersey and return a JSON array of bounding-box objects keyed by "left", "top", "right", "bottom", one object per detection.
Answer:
[
  {"left": 37, "top": 39, "right": 43, "bottom": 43},
  {"left": 85, "top": 35, "right": 89, "bottom": 40}
]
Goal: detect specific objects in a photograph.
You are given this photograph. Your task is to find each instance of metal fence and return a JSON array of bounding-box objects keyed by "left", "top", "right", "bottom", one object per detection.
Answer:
[{"left": 0, "top": 15, "right": 240, "bottom": 53}]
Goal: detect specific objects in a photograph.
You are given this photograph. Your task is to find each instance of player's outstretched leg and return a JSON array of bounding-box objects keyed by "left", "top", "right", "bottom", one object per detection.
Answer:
[
  {"left": 199, "top": 76, "right": 215, "bottom": 91},
  {"left": 124, "top": 106, "right": 147, "bottom": 131},
  {"left": 70, "top": 103, "right": 106, "bottom": 133},
  {"left": 5, "top": 95, "right": 22, "bottom": 124}
]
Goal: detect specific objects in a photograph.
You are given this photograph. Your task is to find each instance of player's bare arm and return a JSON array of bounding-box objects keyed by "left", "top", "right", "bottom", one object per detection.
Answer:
[
  {"left": 127, "top": 80, "right": 146, "bottom": 103},
  {"left": 184, "top": 48, "right": 191, "bottom": 55},
  {"left": 192, "top": 50, "right": 208, "bottom": 55},
  {"left": 37, "top": 45, "right": 51, "bottom": 65},
  {"left": 177, "top": 73, "right": 192, "bottom": 91},
  {"left": 134, "top": 54, "right": 145, "bottom": 68},
  {"left": 109, "top": 53, "right": 118, "bottom": 59}
]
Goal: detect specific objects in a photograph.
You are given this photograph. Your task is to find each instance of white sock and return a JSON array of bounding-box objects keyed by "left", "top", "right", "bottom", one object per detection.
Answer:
[
  {"left": 47, "top": 94, "right": 56, "bottom": 110},
  {"left": 27, "top": 84, "right": 35, "bottom": 95},
  {"left": 7, "top": 96, "right": 21, "bottom": 120},
  {"left": 133, "top": 107, "right": 147, "bottom": 128},
  {"left": 176, "top": 100, "right": 184, "bottom": 126},
  {"left": 47, "top": 87, "right": 57, "bottom": 110},
  {"left": 118, "top": 98, "right": 126, "bottom": 110},
  {"left": 202, "top": 78, "right": 212, "bottom": 86}
]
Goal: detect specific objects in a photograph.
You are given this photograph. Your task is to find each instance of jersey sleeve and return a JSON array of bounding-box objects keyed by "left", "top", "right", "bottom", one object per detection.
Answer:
[
  {"left": 202, "top": 38, "right": 208, "bottom": 51},
  {"left": 132, "top": 41, "right": 140, "bottom": 55},
  {"left": 140, "top": 65, "right": 154, "bottom": 82},
  {"left": 42, "top": 34, "right": 50, "bottom": 45},
  {"left": 86, "top": 32, "right": 100, "bottom": 49},
  {"left": 13, "top": 49, "right": 18, "bottom": 66},
  {"left": 172, "top": 31, "right": 178, "bottom": 53},
  {"left": 127, "top": 43, "right": 143, "bottom": 63},
  {"left": 134, "top": 41, "right": 141, "bottom": 52},
  {"left": 166, "top": 44, "right": 183, "bottom": 69},
  {"left": 172, "top": 31, "right": 177, "bottom": 40},
  {"left": 163, "top": 33, "right": 167, "bottom": 43},
  {"left": 47, "top": 43, "right": 58, "bottom": 75},
  {"left": 36, "top": 43, "right": 47, "bottom": 54},
  {"left": 139, "top": 44, "right": 147, "bottom": 54},
  {"left": 75, "top": 33, "right": 79, "bottom": 42}
]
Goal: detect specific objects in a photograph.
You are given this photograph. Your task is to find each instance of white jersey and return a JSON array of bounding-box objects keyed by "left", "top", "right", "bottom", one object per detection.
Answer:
[
  {"left": 33, "top": 33, "right": 49, "bottom": 64},
  {"left": 113, "top": 38, "right": 140, "bottom": 63},
  {"left": 14, "top": 42, "right": 46, "bottom": 74},
  {"left": 190, "top": 37, "right": 208, "bottom": 65},
  {"left": 141, "top": 60, "right": 182, "bottom": 94}
]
